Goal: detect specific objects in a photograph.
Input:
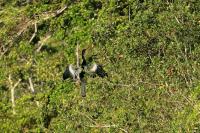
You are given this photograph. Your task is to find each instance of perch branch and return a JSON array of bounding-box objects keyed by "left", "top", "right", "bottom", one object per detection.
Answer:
[
  {"left": 76, "top": 43, "right": 79, "bottom": 68},
  {"left": 9, "top": 75, "right": 21, "bottom": 115},
  {"left": 75, "top": 43, "right": 81, "bottom": 81}
]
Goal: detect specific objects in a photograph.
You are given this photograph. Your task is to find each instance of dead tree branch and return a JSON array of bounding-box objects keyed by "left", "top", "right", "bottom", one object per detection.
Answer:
[
  {"left": 1, "top": 5, "right": 68, "bottom": 59},
  {"left": 87, "top": 124, "right": 117, "bottom": 128},
  {"left": 9, "top": 75, "right": 21, "bottom": 115},
  {"left": 76, "top": 43, "right": 79, "bottom": 68},
  {"left": 29, "top": 22, "right": 37, "bottom": 43},
  {"left": 37, "top": 5, "right": 67, "bottom": 22},
  {"left": 86, "top": 124, "right": 128, "bottom": 133},
  {"left": 28, "top": 77, "right": 35, "bottom": 93},
  {"left": 36, "top": 34, "right": 51, "bottom": 52},
  {"left": 55, "top": 5, "right": 68, "bottom": 16},
  {"left": 0, "top": 45, "right": 8, "bottom": 58},
  {"left": 75, "top": 43, "right": 81, "bottom": 82}
]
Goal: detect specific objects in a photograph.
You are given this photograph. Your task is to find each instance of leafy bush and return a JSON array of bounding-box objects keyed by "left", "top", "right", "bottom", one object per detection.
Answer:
[{"left": 0, "top": 0, "right": 200, "bottom": 132}]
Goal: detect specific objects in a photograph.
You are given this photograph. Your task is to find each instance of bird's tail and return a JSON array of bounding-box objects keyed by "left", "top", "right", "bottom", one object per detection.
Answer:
[{"left": 81, "top": 79, "right": 86, "bottom": 97}]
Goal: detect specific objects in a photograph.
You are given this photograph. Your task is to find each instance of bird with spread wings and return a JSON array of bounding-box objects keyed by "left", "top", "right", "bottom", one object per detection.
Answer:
[{"left": 63, "top": 48, "right": 107, "bottom": 97}]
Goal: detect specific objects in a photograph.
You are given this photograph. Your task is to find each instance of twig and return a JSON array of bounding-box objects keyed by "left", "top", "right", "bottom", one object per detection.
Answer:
[
  {"left": 128, "top": 1, "right": 131, "bottom": 22},
  {"left": 106, "top": 82, "right": 137, "bottom": 87},
  {"left": 75, "top": 43, "right": 81, "bottom": 81},
  {"left": 9, "top": 75, "right": 21, "bottom": 115},
  {"left": 79, "top": 112, "right": 97, "bottom": 125},
  {"left": 36, "top": 34, "right": 51, "bottom": 52},
  {"left": 87, "top": 124, "right": 117, "bottom": 128},
  {"left": 29, "top": 22, "right": 37, "bottom": 43},
  {"left": 35, "top": 101, "right": 40, "bottom": 107},
  {"left": 0, "top": 47, "right": 8, "bottom": 58},
  {"left": 76, "top": 43, "right": 79, "bottom": 68},
  {"left": 87, "top": 124, "right": 128, "bottom": 132},
  {"left": 38, "top": 5, "right": 68, "bottom": 21},
  {"left": 28, "top": 77, "right": 40, "bottom": 107},
  {"left": 79, "top": 112, "right": 127, "bottom": 132},
  {"left": 4, "top": 5, "right": 67, "bottom": 54},
  {"left": 55, "top": 5, "right": 68, "bottom": 16},
  {"left": 28, "top": 77, "right": 35, "bottom": 93},
  {"left": 119, "top": 128, "right": 129, "bottom": 133},
  {"left": 175, "top": 16, "right": 180, "bottom": 24}
]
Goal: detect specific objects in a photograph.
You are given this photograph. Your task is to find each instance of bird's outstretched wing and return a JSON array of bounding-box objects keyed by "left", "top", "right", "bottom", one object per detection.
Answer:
[
  {"left": 96, "top": 65, "right": 108, "bottom": 78},
  {"left": 63, "top": 64, "right": 76, "bottom": 80},
  {"left": 63, "top": 66, "right": 70, "bottom": 80},
  {"left": 90, "top": 63, "right": 108, "bottom": 78}
]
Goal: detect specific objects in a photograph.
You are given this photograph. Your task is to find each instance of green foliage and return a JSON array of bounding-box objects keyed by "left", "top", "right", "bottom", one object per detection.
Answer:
[{"left": 0, "top": 0, "right": 200, "bottom": 132}]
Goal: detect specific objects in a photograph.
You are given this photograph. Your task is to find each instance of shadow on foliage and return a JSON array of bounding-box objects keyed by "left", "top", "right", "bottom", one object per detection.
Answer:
[{"left": 40, "top": 45, "right": 58, "bottom": 54}]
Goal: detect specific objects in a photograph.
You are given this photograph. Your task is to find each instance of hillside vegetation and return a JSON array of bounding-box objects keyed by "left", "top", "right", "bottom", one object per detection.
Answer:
[{"left": 0, "top": 0, "right": 200, "bottom": 132}]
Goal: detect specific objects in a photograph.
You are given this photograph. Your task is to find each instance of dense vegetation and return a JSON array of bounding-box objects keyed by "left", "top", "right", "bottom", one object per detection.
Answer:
[{"left": 1, "top": 0, "right": 200, "bottom": 132}]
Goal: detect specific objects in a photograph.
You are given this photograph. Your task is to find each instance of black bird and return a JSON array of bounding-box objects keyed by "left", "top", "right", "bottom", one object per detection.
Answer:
[{"left": 63, "top": 48, "right": 107, "bottom": 97}]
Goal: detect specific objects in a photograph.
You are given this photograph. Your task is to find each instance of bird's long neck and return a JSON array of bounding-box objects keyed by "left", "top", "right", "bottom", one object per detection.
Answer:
[
  {"left": 81, "top": 49, "right": 87, "bottom": 69},
  {"left": 82, "top": 50, "right": 86, "bottom": 61}
]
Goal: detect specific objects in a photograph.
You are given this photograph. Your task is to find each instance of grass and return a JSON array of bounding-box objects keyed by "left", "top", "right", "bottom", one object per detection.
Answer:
[{"left": 0, "top": 0, "right": 200, "bottom": 132}]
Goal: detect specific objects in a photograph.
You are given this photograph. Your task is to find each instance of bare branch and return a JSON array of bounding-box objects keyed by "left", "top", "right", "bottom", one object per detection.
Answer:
[
  {"left": 29, "top": 22, "right": 37, "bottom": 43},
  {"left": 9, "top": 75, "right": 21, "bottom": 115},
  {"left": 2, "top": 5, "right": 68, "bottom": 58},
  {"left": 28, "top": 77, "right": 35, "bottom": 93},
  {"left": 86, "top": 124, "right": 117, "bottom": 128},
  {"left": 79, "top": 112, "right": 97, "bottom": 125},
  {"left": 86, "top": 123, "right": 128, "bottom": 132},
  {"left": 175, "top": 16, "right": 181, "bottom": 24},
  {"left": 8, "top": 74, "right": 13, "bottom": 86},
  {"left": 75, "top": 43, "right": 81, "bottom": 82},
  {"left": 38, "top": 5, "right": 68, "bottom": 22},
  {"left": 35, "top": 101, "right": 40, "bottom": 107},
  {"left": 76, "top": 43, "right": 79, "bottom": 68},
  {"left": 119, "top": 128, "right": 129, "bottom": 133},
  {"left": 128, "top": 1, "right": 131, "bottom": 22},
  {"left": 80, "top": 112, "right": 128, "bottom": 132},
  {"left": 36, "top": 34, "right": 51, "bottom": 52},
  {"left": 55, "top": 5, "right": 67, "bottom": 16}
]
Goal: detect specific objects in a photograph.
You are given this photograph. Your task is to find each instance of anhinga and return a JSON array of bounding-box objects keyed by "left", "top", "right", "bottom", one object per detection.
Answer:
[{"left": 63, "top": 48, "right": 107, "bottom": 97}]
